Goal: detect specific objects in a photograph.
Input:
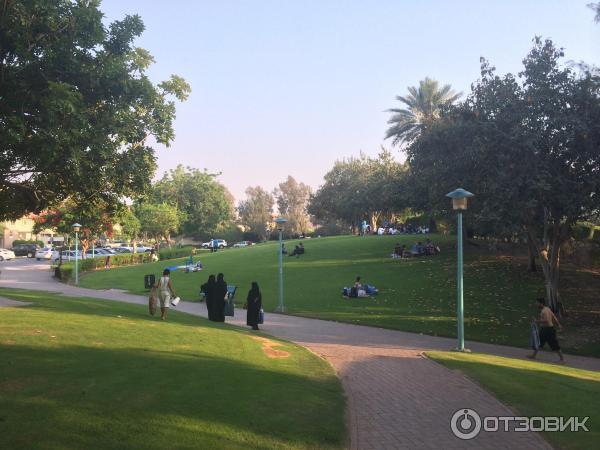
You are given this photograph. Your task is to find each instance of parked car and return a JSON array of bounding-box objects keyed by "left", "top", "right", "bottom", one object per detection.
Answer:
[
  {"left": 12, "top": 243, "right": 40, "bottom": 258},
  {"left": 201, "top": 239, "right": 228, "bottom": 249},
  {"left": 0, "top": 248, "right": 16, "bottom": 261},
  {"left": 233, "top": 241, "right": 254, "bottom": 248},
  {"left": 112, "top": 247, "right": 132, "bottom": 254},
  {"left": 52, "top": 250, "right": 81, "bottom": 263},
  {"left": 35, "top": 248, "right": 54, "bottom": 260}
]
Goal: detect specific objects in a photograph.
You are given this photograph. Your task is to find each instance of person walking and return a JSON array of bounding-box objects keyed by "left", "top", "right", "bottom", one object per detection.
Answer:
[
  {"left": 156, "top": 269, "right": 176, "bottom": 321},
  {"left": 213, "top": 273, "right": 227, "bottom": 322},
  {"left": 201, "top": 274, "right": 216, "bottom": 321},
  {"left": 246, "top": 282, "right": 262, "bottom": 331},
  {"left": 528, "top": 297, "right": 565, "bottom": 363}
]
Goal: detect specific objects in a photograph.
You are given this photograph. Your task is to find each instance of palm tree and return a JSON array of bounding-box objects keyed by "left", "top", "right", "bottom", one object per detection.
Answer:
[{"left": 385, "top": 77, "right": 461, "bottom": 147}]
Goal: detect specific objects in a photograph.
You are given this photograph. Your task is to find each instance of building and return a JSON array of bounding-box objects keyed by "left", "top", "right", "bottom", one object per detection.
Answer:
[{"left": 0, "top": 217, "right": 57, "bottom": 249}]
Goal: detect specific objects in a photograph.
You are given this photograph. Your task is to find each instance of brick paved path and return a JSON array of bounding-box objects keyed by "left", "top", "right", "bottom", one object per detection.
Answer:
[{"left": 2, "top": 260, "right": 599, "bottom": 449}]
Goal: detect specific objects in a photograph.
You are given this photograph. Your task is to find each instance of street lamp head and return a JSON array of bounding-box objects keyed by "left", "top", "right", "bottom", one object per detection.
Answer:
[
  {"left": 274, "top": 217, "right": 287, "bottom": 230},
  {"left": 72, "top": 223, "right": 82, "bottom": 232},
  {"left": 446, "top": 188, "right": 474, "bottom": 211}
]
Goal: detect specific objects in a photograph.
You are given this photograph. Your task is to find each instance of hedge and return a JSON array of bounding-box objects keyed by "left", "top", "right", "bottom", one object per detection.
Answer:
[
  {"left": 12, "top": 239, "right": 45, "bottom": 247},
  {"left": 54, "top": 247, "right": 196, "bottom": 282}
]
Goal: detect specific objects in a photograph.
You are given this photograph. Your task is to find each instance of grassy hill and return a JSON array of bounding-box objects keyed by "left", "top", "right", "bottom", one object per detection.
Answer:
[
  {"left": 0, "top": 289, "right": 346, "bottom": 450},
  {"left": 79, "top": 234, "right": 600, "bottom": 356}
]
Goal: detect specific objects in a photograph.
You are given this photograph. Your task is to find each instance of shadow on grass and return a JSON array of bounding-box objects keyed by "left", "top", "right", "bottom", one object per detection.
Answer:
[{"left": 0, "top": 343, "right": 345, "bottom": 450}]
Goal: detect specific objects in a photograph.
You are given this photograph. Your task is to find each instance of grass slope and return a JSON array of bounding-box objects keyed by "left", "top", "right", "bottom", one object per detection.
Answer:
[
  {"left": 78, "top": 235, "right": 600, "bottom": 356},
  {"left": 427, "top": 351, "right": 600, "bottom": 450},
  {"left": 0, "top": 289, "right": 346, "bottom": 450}
]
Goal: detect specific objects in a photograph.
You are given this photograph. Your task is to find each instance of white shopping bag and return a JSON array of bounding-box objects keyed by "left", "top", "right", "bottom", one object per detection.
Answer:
[{"left": 171, "top": 296, "right": 181, "bottom": 307}]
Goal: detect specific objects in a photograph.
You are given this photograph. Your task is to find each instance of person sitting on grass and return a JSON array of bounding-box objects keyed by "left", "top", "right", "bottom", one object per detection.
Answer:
[
  {"left": 350, "top": 276, "right": 367, "bottom": 297},
  {"left": 527, "top": 298, "right": 565, "bottom": 364},
  {"left": 425, "top": 239, "right": 435, "bottom": 255}
]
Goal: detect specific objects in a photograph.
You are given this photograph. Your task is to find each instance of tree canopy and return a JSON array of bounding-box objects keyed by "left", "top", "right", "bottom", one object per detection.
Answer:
[
  {"left": 0, "top": 0, "right": 190, "bottom": 220},
  {"left": 151, "top": 165, "right": 234, "bottom": 239}
]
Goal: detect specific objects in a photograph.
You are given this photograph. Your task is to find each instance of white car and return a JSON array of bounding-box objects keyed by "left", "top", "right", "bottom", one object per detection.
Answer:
[
  {"left": 35, "top": 248, "right": 54, "bottom": 260},
  {"left": 52, "top": 250, "right": 81, "bottom": 262},
  {"left": 233, "top": 241, "right": 254, "bottom": 248},
  {"left": 201, "top": 239, "right": 228, "bottom": 249},
  {"left": 0, "top": 248, "right": 16, "bottom": 261}
]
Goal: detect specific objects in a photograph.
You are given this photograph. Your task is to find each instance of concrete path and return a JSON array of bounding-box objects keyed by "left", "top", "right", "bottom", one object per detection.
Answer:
[{"left": 2, "top": 259, "right": 598, "bottom": 449}]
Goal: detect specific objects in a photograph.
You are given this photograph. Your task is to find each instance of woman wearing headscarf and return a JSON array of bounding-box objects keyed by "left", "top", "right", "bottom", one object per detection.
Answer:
[
  {"left": 246, "top": 282, "right": 262, "bottom": 331},
  {"left": 201, "top": 274, "right": 216, "bottom": 321},
  {"left": 156, "top": 269, "right": 176, "bottom": 321},
  {"left": 213, "top": 273, "right": 227, "bottom": 322}
]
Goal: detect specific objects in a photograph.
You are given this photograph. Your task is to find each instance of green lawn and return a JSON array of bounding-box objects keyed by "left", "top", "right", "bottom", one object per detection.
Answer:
[
  {"left": 0, "top": 289, "right": 346, "bottom": 450},
  {"left": 78, "top": 235, "right": 600, "bottom": 356},
  {"left": 427, "top": 351, "right": 600, "bottom": 450}
]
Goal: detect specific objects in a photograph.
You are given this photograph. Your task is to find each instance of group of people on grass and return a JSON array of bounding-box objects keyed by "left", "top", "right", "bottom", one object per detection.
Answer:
[
  {"left": 361, "top": 220, "right": 430, "bottom": 236},
  {"left": 153, "top": 269, "right": 263, "bottom": 331},
  {"left": 392, "top": 239, "right": 440, "bottom": 259},
  {"left": 282, "top": 242, "right": 305, "bottom": 257}
]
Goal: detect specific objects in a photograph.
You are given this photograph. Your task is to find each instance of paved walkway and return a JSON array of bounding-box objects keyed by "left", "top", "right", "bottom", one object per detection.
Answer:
[{"left": 2, "top": 260, "right": 598, "bottom": 449}]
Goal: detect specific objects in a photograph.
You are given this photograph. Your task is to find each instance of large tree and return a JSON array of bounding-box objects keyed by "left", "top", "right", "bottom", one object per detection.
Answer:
[
  {"left": 0, "top": 0, "right": 190, "bottom": 220},
  {"left": 136, "top": 203, "right": 180, "bottom": 246},
  {"left": 151, "top": 165, "right": 234, "bottom": 239},
  {"left": 309, "top": 150, "right": 406, "bottom": 233},
  {"left": 385, "top": 77, "right": 461, "bottom": 147},
  {"left": 274, "top": 176, "right": 312, "bottom": 237},
  {"left": 405, "top": 39, "right": 600, "bottom": 312},
  {"left": 238, "top": 186, "right": 274, "bottom": 241}
]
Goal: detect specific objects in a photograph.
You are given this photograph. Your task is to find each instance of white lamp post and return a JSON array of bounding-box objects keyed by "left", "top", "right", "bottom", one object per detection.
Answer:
[
  {"left": 445, "top": 188, "right": 474, "bottom": 352},
  {"left": 274, "top": 217, "right": 288, "bottom": 312},
  {"left": 72, "top": 223, "right": 82, "bottom": 285}
]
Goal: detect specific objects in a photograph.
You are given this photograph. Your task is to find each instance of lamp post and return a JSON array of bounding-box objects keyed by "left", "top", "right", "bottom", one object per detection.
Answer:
[
  {"left": 72, "top": 223, "right": 82, "bottom": 285},
  {"left": 274, "top": 217, "right": 288, "bottom": 313},
  {"left": 445, "top": 188, "right": 474, "bottom": 352}
]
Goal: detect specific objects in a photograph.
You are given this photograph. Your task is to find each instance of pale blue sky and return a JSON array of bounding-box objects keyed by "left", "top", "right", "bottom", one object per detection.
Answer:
[{"left": 101, "top": 0, "right": 599, "bottom": 201}]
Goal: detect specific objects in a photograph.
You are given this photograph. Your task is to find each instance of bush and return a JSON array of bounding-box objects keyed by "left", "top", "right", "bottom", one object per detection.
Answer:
[
  {"left": 12, "top": 239, "right": 45, "bottom": 247},
  {"left": 572, "top": 223, "right": 595, "bottom": 241},
  {"left": 158, "top": 246, "right": 194, "bottom": 260}
]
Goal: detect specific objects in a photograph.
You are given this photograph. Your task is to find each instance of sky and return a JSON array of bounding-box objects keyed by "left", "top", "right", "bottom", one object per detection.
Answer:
[{"left": 100, "top": 0, "right": 599, "bottom": 202}]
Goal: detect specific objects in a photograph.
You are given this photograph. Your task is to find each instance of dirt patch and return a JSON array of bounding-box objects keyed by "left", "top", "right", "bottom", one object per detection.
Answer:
[
  {"left": 1, "top": 339, "right": 16, "bottom": 345},
  {"left": 250, "top": 336, "right": 291, "bottom": 359},
  {"left": 0, "top": 379, "right": 27, "bottom": 393}
]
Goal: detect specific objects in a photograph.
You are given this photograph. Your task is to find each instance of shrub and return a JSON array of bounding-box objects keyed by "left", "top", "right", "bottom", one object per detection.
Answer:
[
  {"left": 158, "top": 246, "right": 194, "bottom": 260},
  {"left": 12, "top": 239, "right": 45, "bottom": 247},
  {"left": 572, "top": 223, "right": 595, "bottom": 241}
]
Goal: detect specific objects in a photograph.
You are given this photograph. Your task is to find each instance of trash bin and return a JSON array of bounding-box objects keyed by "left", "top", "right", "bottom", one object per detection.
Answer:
[{"left": 144, "top": 274, "right": 156, "bottom": 290}]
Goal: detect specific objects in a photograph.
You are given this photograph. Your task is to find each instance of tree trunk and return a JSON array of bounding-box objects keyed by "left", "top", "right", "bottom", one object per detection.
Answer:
[
  {"left": 526, "top": 231, "right": 537, "bottom": 272},
  {"left": 528, "top": 210, "right": 568, "bottom": 315},
  {"left": 428, "top": 213, "right": 437, "bottom": 233}
]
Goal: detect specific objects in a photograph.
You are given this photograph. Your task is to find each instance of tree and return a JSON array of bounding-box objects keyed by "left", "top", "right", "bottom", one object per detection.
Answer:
[
  {"left": 118, "top": 208, "right": 141, "bottom": 244},
  {"left": 309, "top": 151, "right": 406, "bottom": 233},
  {"left": 589, "top": 2, "right": 600, "bottom": 22},
  {"left": 385, "top": 77, "right": 461, "bottom": 147},
  {"left": 0, "top": 0, "right": 190, "bottom": 221},
  {"left": 274, "top": 176, "right": 312, "bottom": 237},
  {"left": 152, "top": 165, "right": 234, "bottom": 239},
  {"left": 32, "top": 199, "right": 117, "bottom": 258},
  {"left": 136, "top": 203, "right": 180, "bottom": 246},
  {"left": 238, "top": 187, "right": 274, "bottom": 241},
  {"left": 405, "top": 39, "right": 600, "bottom": 312}
]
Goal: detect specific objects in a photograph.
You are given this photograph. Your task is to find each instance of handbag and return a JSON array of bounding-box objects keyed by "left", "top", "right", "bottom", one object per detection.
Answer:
[
  {"left": 171, "top": 296, "right": 181, "bottom": 307},
  {"left": 149, "top": 287, "right": 158, "bottom": 316},
  {"left": 258, "top": 308, "right": 264, "bottom": 324},
  {"left": 224, "top": 297, "right": 234, "bottom": 317}
]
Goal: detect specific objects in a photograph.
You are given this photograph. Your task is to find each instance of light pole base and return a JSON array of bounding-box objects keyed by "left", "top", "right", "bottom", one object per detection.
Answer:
[
  {"left": 275, "top": 306, "right": 285, "bottom": 313},
  {"left": 452, "top": 347, "right": 472, "bottom": 353}
]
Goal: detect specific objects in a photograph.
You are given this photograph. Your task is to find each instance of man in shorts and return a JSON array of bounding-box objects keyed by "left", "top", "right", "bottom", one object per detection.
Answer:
[{"left": 528, "top": 298, "right": 565, "bottom": 363}]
